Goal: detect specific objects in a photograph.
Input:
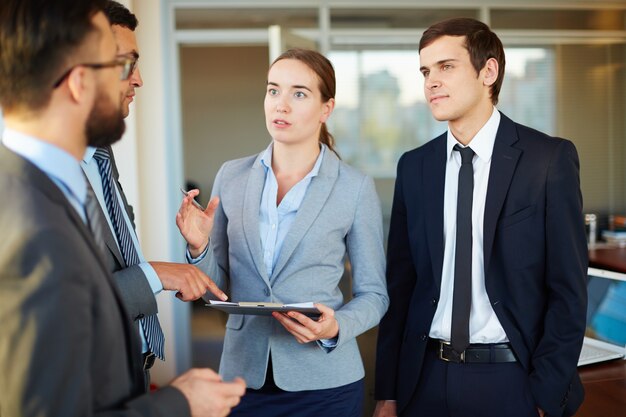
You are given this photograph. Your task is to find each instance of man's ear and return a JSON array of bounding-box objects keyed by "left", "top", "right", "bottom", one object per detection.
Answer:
[
  {"left": 482, "top": 57, "right": 499, "bottom": 87},
  {"left": 66, "top": 66, "right": 90, "bottom": 103}
]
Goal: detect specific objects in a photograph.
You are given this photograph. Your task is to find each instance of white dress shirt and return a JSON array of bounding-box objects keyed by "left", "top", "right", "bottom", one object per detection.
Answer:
[{"left": 429, "top": 108, "right": 509, "bottom": 344}]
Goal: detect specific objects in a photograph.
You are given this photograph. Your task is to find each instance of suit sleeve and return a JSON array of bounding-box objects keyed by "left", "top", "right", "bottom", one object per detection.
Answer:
[
  {"left": 113, "top": 265, "right": 159, "bottom": 320},
  {"left": 375, "top": 154, "right": 418, "bottom": 400},
  {"left": 107, "top": 147, "right": 160, "bottom": 320},
  {"left": 332, "top": 175, "right": 389, "bottom": 347},
  {"left": 529, "top": 140, "right": 588, "bottom": 416},
  {"left": 194, "top": 164, "right": 230, "bottom": 294},
  {"left": 0, "top": 228, "right": 191, "bottom": 417}
]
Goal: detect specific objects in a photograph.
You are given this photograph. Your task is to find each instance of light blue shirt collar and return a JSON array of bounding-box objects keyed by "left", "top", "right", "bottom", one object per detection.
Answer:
[
  {"left": 83, "top": 145, "right": 97, "bottom": 164},
  {"left": 260, "top": 142, "right": 326, "bottom": 178},
  {"left": 2, "top": 127, "right": 86, "bottom": 205}
]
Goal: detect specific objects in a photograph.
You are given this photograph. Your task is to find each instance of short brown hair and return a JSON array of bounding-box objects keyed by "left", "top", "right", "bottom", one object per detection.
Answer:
[
  {"left": 0, "top": 0, "right": 106, "bottom": 112},
  {"left": 104, "top": 0, "right": 138, "bottom": 30},
  {"left": 419, "top": 18, "right": 506, "bottom": 105}
]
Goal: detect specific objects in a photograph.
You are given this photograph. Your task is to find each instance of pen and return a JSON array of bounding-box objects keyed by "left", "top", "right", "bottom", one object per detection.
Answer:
[{"left": 180, "top": 188, "right": 205, "bottom": 211}]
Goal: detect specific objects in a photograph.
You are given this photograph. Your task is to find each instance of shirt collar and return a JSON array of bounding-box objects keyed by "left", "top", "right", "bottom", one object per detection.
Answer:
[
  {"left": 446, "top": 107, "right": 501, "bottom": 163},
  {"left": 83, "top": 146, "right": 97, "bottom": 164},
  {"left": 2, "top": 127, "right": 87, "bottom": 204},
  {"left": 260, "top": 142, "right": 326, "bottom": 179}
]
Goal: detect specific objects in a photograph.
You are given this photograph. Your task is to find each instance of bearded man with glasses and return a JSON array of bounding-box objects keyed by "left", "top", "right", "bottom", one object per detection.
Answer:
[{"left": 0, "top": 1, "right": 245, "bottom": 416}]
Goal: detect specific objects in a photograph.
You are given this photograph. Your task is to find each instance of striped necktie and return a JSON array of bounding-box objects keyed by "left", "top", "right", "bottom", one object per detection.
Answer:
[{"left": 93, "top": 147, "right": 165, "bottom": 360}]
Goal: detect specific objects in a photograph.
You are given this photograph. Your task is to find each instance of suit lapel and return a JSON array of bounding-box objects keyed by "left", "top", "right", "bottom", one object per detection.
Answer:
[
  {"left": 103, "top": 221, "right": 125, "bottom": 266},
  {"left": 242, "top": 154, "right": 271, "bottom": 285},
  {"left": 1, "top": 147, "right": 143, "bottom": 387},
  {"left": 57, "top": 190, "right": 144, "bottom": 389},
  {"left": 423, "top": 134, "right": 447, "bottom": 289},
  {"left": 107, "top": 145, "right": 136, "bottom": 229},
  {"left": 84, "top": 180, "right": 125, "bottom": 267},
  {"left": 271, "top": 150, "right": 339, "bottom": 282},
  {"left": 483, "top": 114, "right": 521, "bottom": 271}
]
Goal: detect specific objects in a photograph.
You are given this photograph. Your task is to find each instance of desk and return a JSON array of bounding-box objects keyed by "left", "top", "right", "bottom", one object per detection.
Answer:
[
  {"left": 581, "top": 246, "right": 626, "bottom": 416},
  {"left": 577, "top": 360, "right": 626, "bottom": 417},
  {"left": 589, "top": 246, "right": 626, "bottom": 274}
]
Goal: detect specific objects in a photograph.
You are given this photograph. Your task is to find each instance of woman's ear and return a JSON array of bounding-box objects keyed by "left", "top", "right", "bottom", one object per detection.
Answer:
[{"left": 320, "top": 97, "right": 335, "bottom": 123}]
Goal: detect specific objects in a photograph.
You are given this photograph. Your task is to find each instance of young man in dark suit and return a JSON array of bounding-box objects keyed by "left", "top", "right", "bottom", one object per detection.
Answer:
[
  {"left": 374, "top": 18, "right": 587, "bottom": 417},
  {"left": 0, "top": 1, "right": 244, "bottom": 416}
]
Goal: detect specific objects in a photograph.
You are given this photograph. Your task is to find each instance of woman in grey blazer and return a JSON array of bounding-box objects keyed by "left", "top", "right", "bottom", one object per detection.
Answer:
[{"left": 177, "top": 48, "right": 389, "bottom": 416}]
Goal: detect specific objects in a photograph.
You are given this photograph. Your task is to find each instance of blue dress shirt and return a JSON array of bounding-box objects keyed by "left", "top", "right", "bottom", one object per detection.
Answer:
[
  {"left": 2, "top": 128, "right": 86, "bottom": 221},
  {"left": 82, "top": 146, "right": 162, "bottom": 353},
  {"left": 258, "top": 143, "right": 325, "bottom": 277}
]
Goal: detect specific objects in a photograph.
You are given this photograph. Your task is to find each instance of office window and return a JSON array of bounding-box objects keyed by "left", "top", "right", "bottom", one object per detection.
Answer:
[
  {"left": 328, "top": 47, "right": 555, "bottom": 178},
  {"left": 498, "top": 48, "right": 555, "bottom": 135},
  {"left": 329, "top": 43, "right": 625, "bottom": 215},
  {"left": 329, "top": 50, "right": 446, "bottom": 178}
]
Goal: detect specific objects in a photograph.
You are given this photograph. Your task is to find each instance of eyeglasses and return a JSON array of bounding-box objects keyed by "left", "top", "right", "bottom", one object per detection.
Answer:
[{"left": 52, "top": 56, "right": 137, "bottom": 88}]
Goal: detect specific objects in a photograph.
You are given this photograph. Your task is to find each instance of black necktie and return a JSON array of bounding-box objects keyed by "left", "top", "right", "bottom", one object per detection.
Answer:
[
  {"left": 93, "top": 147, "right": 165, "bottom": 360},
  {"left": 451, "top": 144, "right": 475, "bottom": 355}
]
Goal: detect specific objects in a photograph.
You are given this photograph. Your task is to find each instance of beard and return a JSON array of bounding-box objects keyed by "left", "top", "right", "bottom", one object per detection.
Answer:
[{"left": 85, "top": 87, "right": 126, "bottom": 148}]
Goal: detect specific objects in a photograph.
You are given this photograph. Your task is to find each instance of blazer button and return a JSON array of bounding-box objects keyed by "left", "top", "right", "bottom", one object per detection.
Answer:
[
  {"left": 421, "top": 334, "right": 428, "bottom": 341},
  {"left": 431, "top": 298, "right": 438, "bottom": 306},
  {"left": 136, "top": 314, "right": 145, "bottom": 320},
  {"left": 264, "top": 288, "right": 270, "bottom": 296}
]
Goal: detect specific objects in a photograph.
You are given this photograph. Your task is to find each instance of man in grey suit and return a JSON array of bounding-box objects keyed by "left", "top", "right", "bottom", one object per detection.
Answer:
[
  {"left": 82, "top": 0, "right": 227, "bottom": 379},
  {"left": 0, "top": 1, "right": 245, "bottom": 416}
]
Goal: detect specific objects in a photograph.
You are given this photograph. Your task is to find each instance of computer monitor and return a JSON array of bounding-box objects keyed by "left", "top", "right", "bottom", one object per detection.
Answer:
[
  {"left": 579, "top": 268, "right": 626, "bottom": 366},
  {"left": 587, "top": 268, "right": 626, "bottom": 346}
]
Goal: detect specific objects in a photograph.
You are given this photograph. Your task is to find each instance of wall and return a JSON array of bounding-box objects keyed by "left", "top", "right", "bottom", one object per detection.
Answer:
[
  {"left": 557, "top": 43, "right": 626, "bottom": 215},
  {"left": 180, "top": 46, "right": 270, "bottom": 200}
]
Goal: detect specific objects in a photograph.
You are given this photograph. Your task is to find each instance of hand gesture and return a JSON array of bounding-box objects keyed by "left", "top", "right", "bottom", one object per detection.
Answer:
[
  {"left": 149, "top": 262, "right": 228, "bottom": 301},
  {"left": 171, "top": 368, "right": 246, "bottom": 417},
  {"left": 272, "top": 303, "right": 339, "bottom": 344},
  {"left": 176, "top": 189, "right": 219, "bottom": 257}
]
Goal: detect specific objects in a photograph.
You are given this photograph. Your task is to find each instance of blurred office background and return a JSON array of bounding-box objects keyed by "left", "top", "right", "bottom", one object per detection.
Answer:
[{"left": 2, "top": 1, "right": 624, "bottom": 414}]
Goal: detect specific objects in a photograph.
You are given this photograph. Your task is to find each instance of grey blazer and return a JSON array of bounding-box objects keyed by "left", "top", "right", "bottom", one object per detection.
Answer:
[
  {"left": 83, "top": 147, "right": 158, "bottom": 327},
  {"left": 196, "top": 148, "right": 389, "bottom": 391},
  {"left": 0, "top": 146, "right": 189, "bottom": 417}
]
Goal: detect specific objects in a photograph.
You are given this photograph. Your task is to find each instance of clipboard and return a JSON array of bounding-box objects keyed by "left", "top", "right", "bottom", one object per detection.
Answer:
[{"left": 206, "top": 300, "right": 321, "bottom": 319}]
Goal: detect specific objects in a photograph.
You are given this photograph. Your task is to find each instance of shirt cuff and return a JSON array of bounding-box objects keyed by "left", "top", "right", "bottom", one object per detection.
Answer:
[
  {"left": 186, "top": 245, "right": 209, "bottom": 264},
  {"left": 317, "top": 336, "right": 338, "bottom": 352},
  {"left": 138, "top": 262, "right": 163, "bottom": 294}
]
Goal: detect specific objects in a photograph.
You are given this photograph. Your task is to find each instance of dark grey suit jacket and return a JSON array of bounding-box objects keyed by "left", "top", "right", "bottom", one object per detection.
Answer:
[
  {"left": 0, "top": 146, "right": 189, "bottom": 417},
  {"left": 84, "top": 146, "right": 158, "bottom": 326}
]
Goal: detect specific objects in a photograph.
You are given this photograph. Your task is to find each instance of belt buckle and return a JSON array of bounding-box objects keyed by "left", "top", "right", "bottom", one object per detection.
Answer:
[
  {"left": 143, "top": 352, "right": 156, "bottom": 370},
  {"left": 439, "top": 341, "right": 465, "bottom": 363}
]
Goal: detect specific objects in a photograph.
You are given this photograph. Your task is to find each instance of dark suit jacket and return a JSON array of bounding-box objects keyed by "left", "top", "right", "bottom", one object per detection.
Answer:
[
  {"left": 375, "top": 114, "right": 588, "bottom": 417},
  {"left": 0, "top": 146, "right": 189, "bottom": 417}
]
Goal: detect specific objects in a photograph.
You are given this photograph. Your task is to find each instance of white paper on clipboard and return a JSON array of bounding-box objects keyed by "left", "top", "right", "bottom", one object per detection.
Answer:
[{"left": 206, "top": 300, "right": 321, "bottom": 319}]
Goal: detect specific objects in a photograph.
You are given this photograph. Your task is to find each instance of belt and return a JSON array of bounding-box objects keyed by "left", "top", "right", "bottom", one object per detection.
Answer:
[
  {"left": 143, "top": 351, "right": 156, "bottom": 370},
  {"left": 428, "top": 338, "right": 517, "bottom": 364}
]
